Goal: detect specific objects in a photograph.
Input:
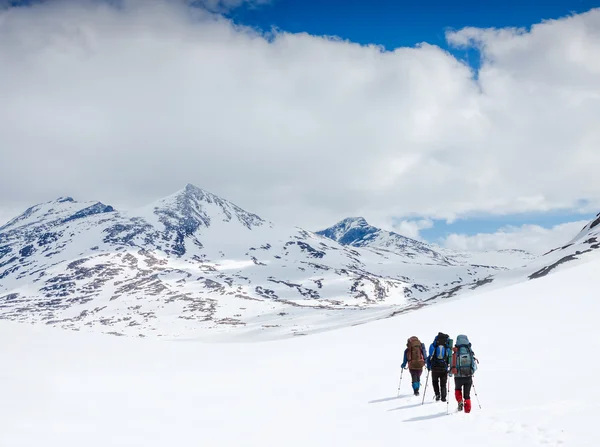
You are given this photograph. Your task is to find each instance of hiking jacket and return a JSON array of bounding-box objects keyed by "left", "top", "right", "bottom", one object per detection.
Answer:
[{"left": 401, "top": 343, "right": 427, "bottom": 370}]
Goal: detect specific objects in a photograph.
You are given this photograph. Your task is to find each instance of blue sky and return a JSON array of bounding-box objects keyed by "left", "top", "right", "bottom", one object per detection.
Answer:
[
  {"left": 229, "top": 0, "right": 599, "bottom": 71},
  {"left": 226, "top": 0, "right": 600, "bottom": 239},
  {"left": 417, "top": 211, "right": 595, "bottom": 241}
]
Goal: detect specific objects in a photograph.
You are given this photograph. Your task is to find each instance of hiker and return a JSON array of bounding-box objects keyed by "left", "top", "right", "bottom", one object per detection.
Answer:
[
  {"left": 427, "top": 332, "right": 451, "bottom": 402},
  {"left": 449, "top": 334, "right": 478, "bottom": 413},
  {"left": 401, "top": 336, "right": 428, "bottom": 396}
]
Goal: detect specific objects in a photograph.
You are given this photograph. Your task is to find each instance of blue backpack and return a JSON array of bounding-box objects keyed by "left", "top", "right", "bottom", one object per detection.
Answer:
[
  {"left": 430, "top": 332, "right": 450, "bottom": 372},
  {"left": 454, "top": 334, "right": 477, "bottom": 377}
]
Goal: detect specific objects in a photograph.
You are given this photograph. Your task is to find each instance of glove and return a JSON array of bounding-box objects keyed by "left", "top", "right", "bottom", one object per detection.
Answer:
[{"left": 401, "top": 364, "right": 406, "bottom": 370}]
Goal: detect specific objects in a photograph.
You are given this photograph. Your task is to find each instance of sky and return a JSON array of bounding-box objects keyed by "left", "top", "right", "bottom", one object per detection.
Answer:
[{"left": 0, "top": 0, "right": 599, "bottom": 254}]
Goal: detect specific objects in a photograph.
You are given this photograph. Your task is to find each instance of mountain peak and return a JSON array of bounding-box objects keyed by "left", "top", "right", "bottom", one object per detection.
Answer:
[
  {"left": 340, "top": 216, "right": 369, "bottom": 227},
  {"left": 316, "top": 216, "right": 378, "bottom": 246},
  {"left": 317, "top": 216, "right": 455, "bottom": 265},
  {"left": 142, "top": 184, "right": 265, "bottom": 255},
  {"left": 182, "top": 183, "right": 210, "bottom": 197},
  {"left": 0, "top": 198, "right": 114, "bottom": 232}
]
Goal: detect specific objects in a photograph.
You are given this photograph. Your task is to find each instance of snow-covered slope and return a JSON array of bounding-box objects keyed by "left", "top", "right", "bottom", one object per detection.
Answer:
[
  {"left": 421, "top": 211, "right": 600, "bottom": 301},
  {"left": 0, "top": 185, "right": 500, "bottom": 339},
  {"left": 2, "top": 255, "right": 598, "bottom": 446},
  {"left": 317, "top": 217, "right": 536, "bottom": 269}
]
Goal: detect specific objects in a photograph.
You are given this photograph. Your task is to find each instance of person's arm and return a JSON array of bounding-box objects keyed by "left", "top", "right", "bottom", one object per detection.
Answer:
[
  {"left": 401, "top": 349, "right": 407, "bottom": 369},
  {"left": 426, "top": 344, "right": 434, "bottom": 370},
  {"left": 448, "top": 348, "right": 456, "bottom": 376}
]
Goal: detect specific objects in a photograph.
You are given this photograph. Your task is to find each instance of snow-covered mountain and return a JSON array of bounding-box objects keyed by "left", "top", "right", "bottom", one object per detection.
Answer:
[
  {"left": 3, "top": 185, "right": 596, "bottom": 340},
  {"left": 316, "top": 217, "right": 455, "bottom": 265},
  {"left": 0, "top": 184, "right": 501, "bottom": 339},
  {"left": 316, "top": 217, "right": 535, "bottom": 269}
]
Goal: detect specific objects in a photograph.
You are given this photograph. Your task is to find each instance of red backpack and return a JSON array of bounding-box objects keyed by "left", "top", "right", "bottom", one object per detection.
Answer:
[{"left": 406, "top": 336, "right": 425, "bottom": 369}]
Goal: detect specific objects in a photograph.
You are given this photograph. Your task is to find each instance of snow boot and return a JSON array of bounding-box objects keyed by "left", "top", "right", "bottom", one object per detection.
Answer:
[
  {"left": 412, "top": 381, "right": 420, "bottom": 396},
  {"left": 464, "top": 399, "right": 472, "bottom": 413},
  {"left": 455, "top": 390, "right": 462, "bottom": 402},
  {"left": 441, "top": 396, "right": 446, "bottom": 402},
  {"left": 455, "top": 390, "right": 463, "bottom": 411},
  {"left": 435, "top": 394, "right": 441, "bottom": 401}
]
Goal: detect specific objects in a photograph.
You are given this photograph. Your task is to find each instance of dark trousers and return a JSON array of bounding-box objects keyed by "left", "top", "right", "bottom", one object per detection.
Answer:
[
  {"left": 409, "top": 369, "right": 422, "bottom": 383},
  {"left": 454, "top": 376, "right": 472, "bottom": 400},
  {"left": 432, "top": 370, "right": 448, "bottom": 398}
]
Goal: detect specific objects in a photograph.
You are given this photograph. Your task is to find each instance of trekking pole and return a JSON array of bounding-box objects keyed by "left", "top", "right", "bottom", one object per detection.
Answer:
[
  {"left": 421, "top": 370, "right": 430, "bottom": 405},
  {"left": 397, "top": 368, "right": 404, "bottom": 397},
  {"left": 472, "top": 380, "right": 482, "bottom": 409},
  {"left": 446, "top": 375, "right": 450, "bottom": 414}
]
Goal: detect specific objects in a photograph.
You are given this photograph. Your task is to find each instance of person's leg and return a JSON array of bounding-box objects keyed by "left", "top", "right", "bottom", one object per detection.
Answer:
[
  {"left": 410, "top": 369, "right": 421, "bottom": 395},
  {"left": 440, "top": 372, "right": 448, "bottom": 401},
  {"left": 454, "top": 377, "right": 464, "bottom": 410},
  {"left": 432, "top": 371, "right": 441, "bottom": 399},
  {"left": 463, "top": 377, "right": 473, "bottom": 413}
]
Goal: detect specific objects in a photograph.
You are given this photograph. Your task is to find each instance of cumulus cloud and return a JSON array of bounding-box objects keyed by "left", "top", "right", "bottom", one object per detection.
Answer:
[
  {"left": 442, "top": 220, "right": 590, "bottom": 254},
  {"left": 392, "top": 219, "right": 434, "bottom": 240},
  {"left": 0, "top": 1, "right": 599, "bottom": 230}
]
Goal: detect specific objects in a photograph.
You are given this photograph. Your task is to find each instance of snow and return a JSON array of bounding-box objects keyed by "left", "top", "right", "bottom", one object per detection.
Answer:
[{"left": 2, "top": 255, "right": 598, "bottom": 446}]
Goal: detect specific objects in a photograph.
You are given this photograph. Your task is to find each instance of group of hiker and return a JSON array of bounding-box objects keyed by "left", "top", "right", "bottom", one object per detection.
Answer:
[{"left": 400, "top": 332, "right": 478, "bottom": 413}]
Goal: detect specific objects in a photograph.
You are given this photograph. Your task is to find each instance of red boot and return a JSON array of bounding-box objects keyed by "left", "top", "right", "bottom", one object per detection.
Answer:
[
  {"left": 455, "top": 390, "right": 463, "bottom": 402},
  {"left": 455, "top": 390, "right": 463, "bottom": 411},
  {"left": 464, "top": 399, "right": 472, "bottom": 413}
]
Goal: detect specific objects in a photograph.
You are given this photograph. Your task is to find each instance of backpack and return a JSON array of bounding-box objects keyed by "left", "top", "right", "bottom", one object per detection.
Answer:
[
  {"left": 430, "top": 332, "right": 450, "bottom": 373},
  {"left": 406, "top": 336, "right": 425, "bottom": 369},
  {"left": 451, "top": 334, "right": 477, "bottom": 377}
]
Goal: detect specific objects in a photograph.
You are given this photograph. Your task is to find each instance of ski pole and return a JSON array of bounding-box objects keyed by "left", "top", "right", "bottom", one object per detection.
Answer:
[
  {"left": 397, "top": 368, "right": 404, "bottom": 397},
  {"left": 421, "top": 369, "right": 430, "bottom": 405},
  {"left": 472, "top": 380, "right": 482, "bottom": 409}
]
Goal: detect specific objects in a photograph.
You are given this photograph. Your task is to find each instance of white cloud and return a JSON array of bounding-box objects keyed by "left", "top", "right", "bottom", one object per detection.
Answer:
[
  {"left": 0, "top": 1, "right": 599, "bottom": 230},
  {"left": 442, "top": 220, "right": 590, "bottom": 254},
  {"left": 392, "top": 219, "right": 434, "bottom": 240}
]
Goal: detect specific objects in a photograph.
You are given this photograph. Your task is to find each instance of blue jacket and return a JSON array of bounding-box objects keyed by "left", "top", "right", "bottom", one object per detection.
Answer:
[
  {"left": 427, "top": 342, "right": 436, "bottom": 370},
  {"left": 401, "top": 343, "right": 427, "bottom": 369}
]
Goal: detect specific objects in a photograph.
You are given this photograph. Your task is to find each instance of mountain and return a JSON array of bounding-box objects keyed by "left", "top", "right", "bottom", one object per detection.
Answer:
[
  {"left": 3, "top": 252, "right": 598, "bottom": 445},
  {"left": 316, "top": 217, "right": 455, "bottom": 265},
  {"left": 528, "top": 211, "right": 600, "bottom": 279},
  {"left": 0, "top": 184, "right": 501, "bottom": 339},
  {"left": 316, "top": 217, "right": 535, "bottom": 269},
  {"left": 4, "top": 185, "right": 594, "bottom": 340}
]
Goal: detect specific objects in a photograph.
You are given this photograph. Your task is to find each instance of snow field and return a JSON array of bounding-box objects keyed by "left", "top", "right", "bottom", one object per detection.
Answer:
[{"left": 2, "top": 256, "right": 599, "bottom": 445}]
